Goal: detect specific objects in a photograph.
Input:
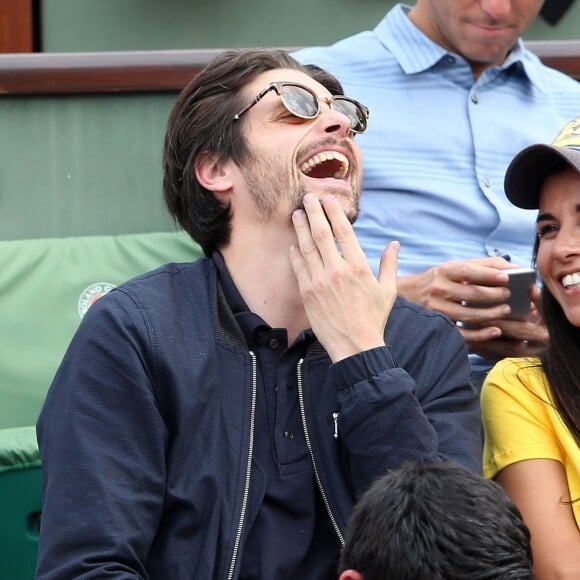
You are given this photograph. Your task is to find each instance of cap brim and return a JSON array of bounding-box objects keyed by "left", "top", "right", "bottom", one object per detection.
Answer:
[{"left": 504, "top": 145, "right": 580, "bottom": 209}]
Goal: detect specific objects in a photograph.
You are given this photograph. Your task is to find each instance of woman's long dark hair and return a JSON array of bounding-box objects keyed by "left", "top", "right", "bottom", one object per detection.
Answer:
[{"left": 533, "top": 236, "right": 580, "bottom": 446}]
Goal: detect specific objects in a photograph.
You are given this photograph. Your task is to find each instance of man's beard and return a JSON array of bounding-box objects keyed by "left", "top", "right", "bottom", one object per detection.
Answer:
[{"left": 241, "top": 148, "right": 361, "bottom": 225}]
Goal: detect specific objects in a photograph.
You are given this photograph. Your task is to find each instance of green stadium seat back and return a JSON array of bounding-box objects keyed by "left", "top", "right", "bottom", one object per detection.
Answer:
[{"left": 0, "top": 230, "right": 202, "bottom": 428}]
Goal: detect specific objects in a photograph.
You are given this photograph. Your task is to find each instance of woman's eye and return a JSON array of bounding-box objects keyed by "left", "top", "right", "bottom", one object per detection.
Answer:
[{"left": 537, "top": 224, "right": 559, "bottom": 240}]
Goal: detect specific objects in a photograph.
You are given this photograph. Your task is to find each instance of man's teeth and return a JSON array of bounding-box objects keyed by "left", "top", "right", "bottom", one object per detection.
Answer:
[
  {"left": 562, "top": 272, "right": 580, "bottom": 289},
  {"left": 300, "top": 151, "right": 349, "bottom": 179}
]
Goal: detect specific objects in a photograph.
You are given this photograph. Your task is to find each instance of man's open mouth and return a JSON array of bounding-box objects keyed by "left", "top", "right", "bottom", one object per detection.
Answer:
[{"left": 300, "top": 151, "right": 350, "bottom": 179}]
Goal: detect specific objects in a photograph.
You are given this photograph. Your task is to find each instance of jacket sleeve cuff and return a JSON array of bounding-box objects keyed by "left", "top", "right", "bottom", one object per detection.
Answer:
[{"left": 330, "top": 346, "right": 397, "bottom": 391}]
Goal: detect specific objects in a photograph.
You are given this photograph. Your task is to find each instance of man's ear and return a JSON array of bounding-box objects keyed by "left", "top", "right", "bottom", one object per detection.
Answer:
[
  {"left": 339, "top": 570, "right": 364, "bottom": 580},
  {"left": 194, "top": 151, "right": 234, "bottom": 195}
]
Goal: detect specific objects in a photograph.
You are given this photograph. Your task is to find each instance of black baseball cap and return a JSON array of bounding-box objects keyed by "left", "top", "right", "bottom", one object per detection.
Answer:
[{"left": 504, "top": 116, "right": 580, "bottom": 210}]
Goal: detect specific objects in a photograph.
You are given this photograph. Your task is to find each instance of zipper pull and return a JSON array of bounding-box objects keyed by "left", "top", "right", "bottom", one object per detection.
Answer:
[{"left": 332, "top": 412, "right": 340, "bottom": 440}]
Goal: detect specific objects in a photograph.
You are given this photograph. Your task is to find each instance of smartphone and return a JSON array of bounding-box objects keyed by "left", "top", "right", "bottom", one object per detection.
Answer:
[
  {"left": 502, "top": 267, "right": 536, "bottom": 321},
  {"left": 461, "top": 267, "right": 536, "bottom": 324}
]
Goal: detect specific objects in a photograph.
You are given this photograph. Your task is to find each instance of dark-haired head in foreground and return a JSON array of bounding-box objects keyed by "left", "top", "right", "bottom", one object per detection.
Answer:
[{"left": 339, "top": 461, "right": 533, "bottom": 580}]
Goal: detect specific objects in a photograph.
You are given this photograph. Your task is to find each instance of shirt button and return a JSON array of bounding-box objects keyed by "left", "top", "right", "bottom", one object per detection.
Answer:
[
  {"left": 283, "top": 431, "right": 294, "bottom": 439},
  {"left": 268, "top": 337, "right": 279, "bottom": 349},
  {"left": 483, "top": 177, "right": 491, "bottom": 187},
  {"left": 471, "top": 94, "right": 478, "bottom": 104},
  {"left": 446, "top": 56, "right": 455, "bottom": 64}
]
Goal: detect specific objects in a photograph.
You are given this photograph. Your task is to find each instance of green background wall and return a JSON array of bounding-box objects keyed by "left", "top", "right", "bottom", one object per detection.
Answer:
[
  {"left": 0, "top": 94, "right": 176, "bottom": 240},
  {"left": 41, "top": 0, "right": 580, "bottom": 52},
  {"left": 0, "top": 0, "right": 573, "bottom": 241},
  {"left": 1, "top": 0, "right": 575, "bottom": 241}
]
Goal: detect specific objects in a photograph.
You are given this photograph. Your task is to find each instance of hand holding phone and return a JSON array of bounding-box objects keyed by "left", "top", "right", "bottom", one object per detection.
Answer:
[{"left": 460, "top": 267, "right": 536, "bottom": 327}]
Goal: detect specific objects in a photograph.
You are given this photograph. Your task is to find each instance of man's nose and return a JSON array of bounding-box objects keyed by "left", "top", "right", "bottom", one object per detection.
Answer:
[
  {"left": 319, "top": 104, "right": 353, "bottom": 137},
  {"left": 480, "top": 0, "right": 512, "bottom": 20}
]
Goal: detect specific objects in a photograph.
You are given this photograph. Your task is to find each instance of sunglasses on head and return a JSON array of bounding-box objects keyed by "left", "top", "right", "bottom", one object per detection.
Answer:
[{"left": 233, "top": 81, "right": 369, "bottom": 134}]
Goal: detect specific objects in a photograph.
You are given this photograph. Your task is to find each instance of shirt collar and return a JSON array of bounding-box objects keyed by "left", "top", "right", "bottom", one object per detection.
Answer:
[
  {"left": 506, "top": 38, "right": 549, "bottom": 92},
  {"left": 376, "top": 3, "right": 543, "bottom": 90},
  {"left": 376, "top": 3, "right": 448, "bottom": 74},
  {"left": 212, "top": 251, "right": 248, "bottom": 315},
  {"left": 212, "top": 251, "right": 265, "bottom": 346},
  {"left": 212, "top": 251, "right": 315, "bottom": 348}
]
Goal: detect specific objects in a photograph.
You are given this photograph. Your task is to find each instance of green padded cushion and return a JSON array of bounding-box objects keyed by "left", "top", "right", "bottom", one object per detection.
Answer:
[
  {"left": 0, "top": 426, "right": 42, "bottom": 579},
  {"left": 0, "top": 426, "right": 40, "bottom": 473},
  {"left": 0, "top": 230, "right": 202, "bottom": 429}
]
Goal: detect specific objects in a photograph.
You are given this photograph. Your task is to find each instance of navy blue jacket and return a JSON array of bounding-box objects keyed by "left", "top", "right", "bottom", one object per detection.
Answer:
[{"left": 36, "top": 258, "right": 481, "bottom": 579}]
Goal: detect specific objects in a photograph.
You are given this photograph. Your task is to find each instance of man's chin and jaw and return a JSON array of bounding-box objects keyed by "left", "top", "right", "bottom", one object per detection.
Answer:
[
  {"left": 296, "top": 145, "right": 364, "bottom": 223},
  {"left": 411, "top": 0, "right": 543, "bottom": 75},
  {"left": 436, "top": 23, "right": 521, "bottom": 74},
  {"left": 240, "top": 153, "right": 362, "bottom": 226},
  {"left": 292, "top": 173, "right": 363, "bottom": 224},
  {"left": 458, "top": 23, "right": 524, "bottom": 71}
]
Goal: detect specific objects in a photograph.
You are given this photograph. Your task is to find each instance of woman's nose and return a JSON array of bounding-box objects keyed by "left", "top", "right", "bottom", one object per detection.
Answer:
[{"left": 552, "top": 224, "right": 580, "bottom": 261}]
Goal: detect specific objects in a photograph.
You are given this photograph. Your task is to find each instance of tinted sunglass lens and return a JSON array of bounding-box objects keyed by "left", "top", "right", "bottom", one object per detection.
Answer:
[
  {"left": 334, "top": 99, "right": 366, "bottom": 133},
  {"left": 281, "top": 86, "right": 319, "bottom": 118}
]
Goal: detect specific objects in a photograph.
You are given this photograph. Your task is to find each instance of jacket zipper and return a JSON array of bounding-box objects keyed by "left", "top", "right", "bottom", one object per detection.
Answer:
[
  {"left": 227, "top": 350, "right": 257, "bottom": 580},
  {"left": 297, "top": 358, "right": 345, "bottom": 547}
]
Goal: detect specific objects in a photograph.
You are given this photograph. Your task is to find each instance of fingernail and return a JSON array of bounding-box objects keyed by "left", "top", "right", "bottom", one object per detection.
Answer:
[{"left": 292, "top": 209, "right": 306, "bottom": 222}]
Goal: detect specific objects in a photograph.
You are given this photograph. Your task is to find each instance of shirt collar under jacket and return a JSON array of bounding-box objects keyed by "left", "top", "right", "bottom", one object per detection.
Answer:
[
  {"left": 212, "top": 250, "right": 264, "bottom": 347},
  {"left": 212, "top": 251, "right": 248, "bottom": 316},
  {"left": 212, "top": 251, "right": 316, "bottom": 349},
  {"left": 377, "top": 3, "right": 547, "bottom": 92}
]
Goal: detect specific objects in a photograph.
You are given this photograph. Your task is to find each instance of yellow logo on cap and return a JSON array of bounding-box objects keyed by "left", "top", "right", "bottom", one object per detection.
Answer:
[{"left": 552, "top": 116, "right": 580, "bottom": 149}]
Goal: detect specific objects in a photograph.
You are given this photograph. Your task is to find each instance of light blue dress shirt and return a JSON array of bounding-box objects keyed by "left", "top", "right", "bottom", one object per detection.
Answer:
[{"left": 295, "top": 4, "right": 580, "bottom": 277}]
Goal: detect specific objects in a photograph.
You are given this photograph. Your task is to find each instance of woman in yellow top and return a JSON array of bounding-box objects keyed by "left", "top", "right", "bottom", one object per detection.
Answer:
[{"left": 482, "top": 117, "right": 580, "bottom": 579}]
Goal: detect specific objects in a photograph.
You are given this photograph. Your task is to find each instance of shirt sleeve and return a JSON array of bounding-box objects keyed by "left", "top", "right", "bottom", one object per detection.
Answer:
[{"left": 481, "top": 357, "right": 563, "bottom": 480}]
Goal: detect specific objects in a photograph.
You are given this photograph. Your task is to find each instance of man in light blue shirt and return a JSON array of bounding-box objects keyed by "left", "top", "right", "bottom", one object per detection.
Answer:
[{"left": 295, "top": 1, "right": 580, "bottom": 383}]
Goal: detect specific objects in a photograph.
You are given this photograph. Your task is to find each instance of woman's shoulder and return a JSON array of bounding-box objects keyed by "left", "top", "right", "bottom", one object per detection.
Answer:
[
  {"left": 483, "top": 356, "right": 551, "bottom": 404},
  {"left": 487, "top": 356, "right": 544, "bottom": 383}
]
